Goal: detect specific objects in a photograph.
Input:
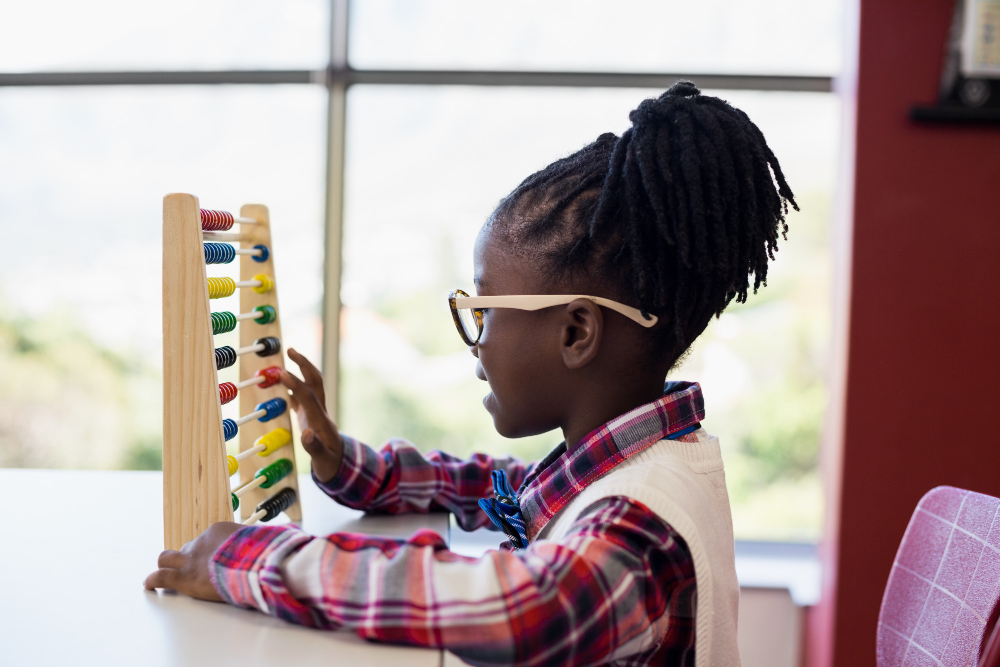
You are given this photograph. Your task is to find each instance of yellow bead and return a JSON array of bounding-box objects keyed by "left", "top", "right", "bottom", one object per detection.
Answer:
[
  {"left": 254, "top": 427, "right": 291, "bottom": 456},
  {"left": 252, "top": 274, "right": 274, "bottom": 294},
  {"left": 207, "top": 277, "right": 236, "bottom": 299},
  {"left": 227, "top": 455, "right": 238, "bottom": 476}
]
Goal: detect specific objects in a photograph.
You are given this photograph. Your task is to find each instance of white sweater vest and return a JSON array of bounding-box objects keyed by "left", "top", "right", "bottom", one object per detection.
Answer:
[{"left": 535, "top": 430, "right": 741, "bottom": 667}]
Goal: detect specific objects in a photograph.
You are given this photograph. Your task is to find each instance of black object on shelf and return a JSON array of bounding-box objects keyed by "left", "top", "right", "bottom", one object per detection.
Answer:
[
  {"left": 911, "top": 0, "right": 1000, "bottom": 125},
  {"left": 911, "top": 105, "right": 1000, "bottom": 123}
]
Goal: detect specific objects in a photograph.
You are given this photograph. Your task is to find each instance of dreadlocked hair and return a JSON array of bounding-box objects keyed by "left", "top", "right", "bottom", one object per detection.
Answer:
[{"left": 492, "top": 80, "right": 798, "bottom": 362}]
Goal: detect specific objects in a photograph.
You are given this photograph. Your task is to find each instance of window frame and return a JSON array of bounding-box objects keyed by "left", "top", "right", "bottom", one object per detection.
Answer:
[{"left": 0, "top": 0, "right": 835, "bottom": 418}]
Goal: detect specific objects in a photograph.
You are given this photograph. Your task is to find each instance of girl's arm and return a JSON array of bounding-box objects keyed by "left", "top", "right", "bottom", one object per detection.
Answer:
[
  {"left": 279, "top": 348, "right": 535, "bottom": 529},
  {"left": 316, "top": 434, "right": 533, "bottom": 531},
  {"left": 209, "top": 496, "right": 695, "bottom": 667}
]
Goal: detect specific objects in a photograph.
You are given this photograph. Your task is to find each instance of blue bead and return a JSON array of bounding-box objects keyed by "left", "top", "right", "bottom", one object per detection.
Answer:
[
  {"left": 222, "top": 419, "right": 238, "bottom": 441},
  {"left": 203, "top": 243, "right": 235, "bottom": 264},
  {"left": 255, "top": 398, "right": 287, "bottom": 422},
  {"left": 252, "top": 244, "right": 270, "bottom": 263}
]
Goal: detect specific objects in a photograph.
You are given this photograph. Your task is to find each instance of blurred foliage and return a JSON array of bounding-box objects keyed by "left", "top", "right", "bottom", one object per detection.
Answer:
[{"left": 0, "top": 300, "right": 162, "bottom": 470}]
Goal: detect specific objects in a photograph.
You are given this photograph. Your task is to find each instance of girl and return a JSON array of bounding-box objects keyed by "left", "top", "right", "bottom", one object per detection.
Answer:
[{"left": 146, "top": 81, "right": 796, "bottom": 667}]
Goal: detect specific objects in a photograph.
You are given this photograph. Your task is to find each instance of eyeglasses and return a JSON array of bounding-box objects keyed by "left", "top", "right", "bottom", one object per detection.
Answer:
[{"left": 448, "top": 289, "right": 658, "bottom": 347}]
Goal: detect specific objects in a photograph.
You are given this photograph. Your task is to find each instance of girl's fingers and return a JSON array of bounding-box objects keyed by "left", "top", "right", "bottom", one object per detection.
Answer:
[
  {"left": 287, "top": 348, "right": 326, "bottom": 404},
  {"left": 279, "top": 369, "right": 311, "bottom": 401},
  {"left": 280, "top": 370, "right": 329, "bottom": 429},
  {"left": 144, "top": 568, "right": 182, "bottom": 592}
]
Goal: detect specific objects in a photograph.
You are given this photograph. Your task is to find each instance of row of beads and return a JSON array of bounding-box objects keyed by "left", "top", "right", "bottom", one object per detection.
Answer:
[
  {"left": 214, "top": 337, "right": 281, "bottom": 370},
  {"left": 199, "top": 226, "right": 295, "bottom": 524},
  {"left": 226, "top": 427, "right": 292, "bottom": 476},
  {"left": 255, "top": 457, "right": 294, "bottom": 488},
  {"left": 204, "top": 242, "right": 270, "bottom": 265},
  {"left": 229, "top": 457, "right": 295, "bottom": 510},
  {"left": 218, "top": 366, "right": 282, "bottom": 405},
  {"left": 204, "top": 242, "right": 235, "bottom": 263},
  {"left": 218, "top": 382, "right": 238, "bottom": 405},
  {"left": 210, "top": 311, "right": 238, "bottom": 335},
  {"left": 207, "top": 275, "right": 274, "bottom": 299},
  {"left": 221, "top": 398, "right": 287, "bottom": 441},
  {"left": 215, "top": 346, "right": 236, "bottom": 370},
  {"left": 210, "top": 306, "right": 276, "bottom": 335},
  {"left": 200, "top": 209, "right": 235, "bottom": 231},
  {"left": 244, "top": 487, "right": 297, "bottom": 524}
]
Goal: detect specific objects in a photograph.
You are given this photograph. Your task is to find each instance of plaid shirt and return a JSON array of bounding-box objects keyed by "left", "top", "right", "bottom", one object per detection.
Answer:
[{"left": 211, "top": 383, "right": 706, "bottom": 666}]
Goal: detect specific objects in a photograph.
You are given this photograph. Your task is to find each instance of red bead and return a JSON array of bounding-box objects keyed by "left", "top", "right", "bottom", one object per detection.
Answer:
[
  {"left": 218, "top": 382, "right": 238, "bottom": 405},
  {"left": 200, "top": 208, "right": 234, "bottom": 231},
  {"left": 255, "top": 366, "right": 282, "bottom": 388}
]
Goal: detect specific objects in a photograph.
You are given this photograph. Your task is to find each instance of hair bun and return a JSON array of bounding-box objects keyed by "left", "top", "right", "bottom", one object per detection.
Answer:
[{"left": 665, "top": 80, "right": 700, "bottom": 97}]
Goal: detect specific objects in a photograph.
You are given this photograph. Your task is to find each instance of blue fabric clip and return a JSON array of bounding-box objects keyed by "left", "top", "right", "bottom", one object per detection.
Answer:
[
  {"left": 478, "top": 469, "right": 529, "bottom": 549},
  {"left": 666, "top": 422, "right": 700, "bottom": 440}
]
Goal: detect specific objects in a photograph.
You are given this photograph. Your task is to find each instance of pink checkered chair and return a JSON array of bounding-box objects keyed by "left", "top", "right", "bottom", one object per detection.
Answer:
[
  {"left": 982, "top": 622, "right": 1000, "bottom": 667},
  {"left": 877, "top": 486, "right": 1000, "bottom": 667}
]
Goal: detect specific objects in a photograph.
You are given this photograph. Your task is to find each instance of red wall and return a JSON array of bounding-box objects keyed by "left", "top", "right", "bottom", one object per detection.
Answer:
[{"left": 819, "top": 0, "right": 1000, "bottom": 665}]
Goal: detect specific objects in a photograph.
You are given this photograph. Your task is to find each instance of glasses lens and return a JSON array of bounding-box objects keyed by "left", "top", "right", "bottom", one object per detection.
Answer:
[{"left": 456, "top": 307, "right": 480, "bottom": 344}]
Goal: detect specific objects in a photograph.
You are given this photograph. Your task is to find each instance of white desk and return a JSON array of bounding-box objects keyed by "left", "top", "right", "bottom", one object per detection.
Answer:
[{"left": 0, "top": 469, "right": 449, "bottom": 667}]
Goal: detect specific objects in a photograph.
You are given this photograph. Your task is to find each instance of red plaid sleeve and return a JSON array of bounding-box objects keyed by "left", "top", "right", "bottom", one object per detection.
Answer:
[
  {"left": 315, "top": 434, "right": 535, "bottom": 531},
  {"left": 210, "top": 496, "right": 696, "bottom": 667}
]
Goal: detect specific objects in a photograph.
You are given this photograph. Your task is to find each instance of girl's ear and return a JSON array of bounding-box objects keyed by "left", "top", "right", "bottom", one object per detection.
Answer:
[{"left": 560, "top": 298, "right": 604, "bottom": 370}]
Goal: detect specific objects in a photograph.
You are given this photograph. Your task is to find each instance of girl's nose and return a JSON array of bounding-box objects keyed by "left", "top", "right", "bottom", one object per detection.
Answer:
[{"left": 470, "top": 342, "right": 480, "bottom": 359}]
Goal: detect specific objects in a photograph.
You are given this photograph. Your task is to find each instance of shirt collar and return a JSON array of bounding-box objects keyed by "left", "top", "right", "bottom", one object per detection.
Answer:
[{"left": 517, "top": 381, "right": 705, "bottom": 540}]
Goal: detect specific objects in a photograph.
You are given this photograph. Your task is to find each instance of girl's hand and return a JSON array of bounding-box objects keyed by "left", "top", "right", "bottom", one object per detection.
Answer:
[
  {"left": 144, "top": 522, "right": 241, "bottom": 600},
  {"left": 281, "top": 348, "right": 344, "bottom": 483}
]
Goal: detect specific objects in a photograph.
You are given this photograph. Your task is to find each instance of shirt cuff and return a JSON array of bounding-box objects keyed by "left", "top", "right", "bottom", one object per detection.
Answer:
[
  {"left": 209, "top": 524, "right": 311, "bottom": 612},
  {"left": 312, "top": 434, "right": 383, "bottom": 509}
]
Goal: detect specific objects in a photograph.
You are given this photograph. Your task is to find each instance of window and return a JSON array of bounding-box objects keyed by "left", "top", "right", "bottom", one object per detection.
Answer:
[
  {"left": 0, "top": 86, "right": 326, "bottom": 468},
  {"left": 1, "top": 0, "right": 843, "bottom": 541}
]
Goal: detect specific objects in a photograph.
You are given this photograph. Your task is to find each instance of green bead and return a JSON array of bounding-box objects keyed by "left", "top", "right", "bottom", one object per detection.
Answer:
[
  {"left": 254, "top": 305, "right": 277, "bottom": 324},
  {"left": 211, "top": 311, "right": 237, "bottom": 335},
  {"left": 231, "top": 493, "right": 239, "bottom": 511},
  {"left": 256, "top": 458, "right": 294, "bottom": 488}
]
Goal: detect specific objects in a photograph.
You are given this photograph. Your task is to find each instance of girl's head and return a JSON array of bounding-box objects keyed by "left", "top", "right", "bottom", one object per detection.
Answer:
[{"left": 467, "top": 82, "right": 797, "bottom": 442}]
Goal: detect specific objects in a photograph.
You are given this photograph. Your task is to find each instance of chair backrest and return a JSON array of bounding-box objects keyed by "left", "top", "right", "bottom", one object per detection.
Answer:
[
  {"left": 877, "top": 486, "right": 1000, "bottom": 667},
  {"left": 981, "top": 616, "right": 1000, "bottom": 667}
]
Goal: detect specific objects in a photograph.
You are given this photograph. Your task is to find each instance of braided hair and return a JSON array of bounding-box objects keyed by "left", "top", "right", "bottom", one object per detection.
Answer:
[{"left": 491, "top": 81, "right": 798, "bottom": 363}]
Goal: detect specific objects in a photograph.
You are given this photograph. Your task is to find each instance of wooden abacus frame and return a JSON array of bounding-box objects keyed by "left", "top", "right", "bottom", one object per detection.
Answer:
[{"left": 162, "top": 193, "right": 302, "bottom": 551}]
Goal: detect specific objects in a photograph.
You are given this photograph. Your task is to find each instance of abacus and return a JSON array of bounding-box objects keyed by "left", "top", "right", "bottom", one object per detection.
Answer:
[{"left": 162, "top": 193, "right": 302, "bottom": 551}]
